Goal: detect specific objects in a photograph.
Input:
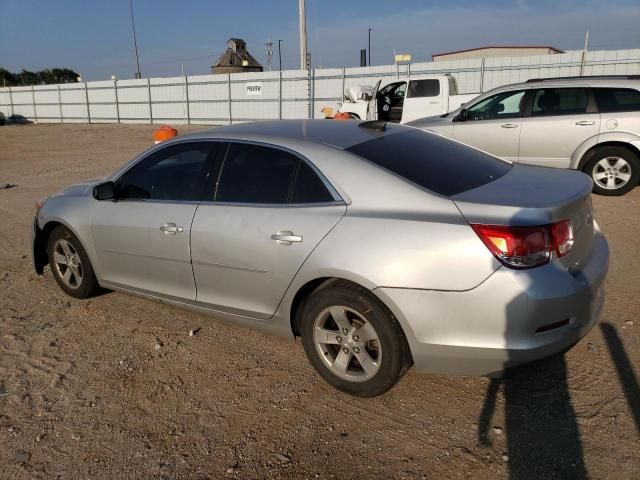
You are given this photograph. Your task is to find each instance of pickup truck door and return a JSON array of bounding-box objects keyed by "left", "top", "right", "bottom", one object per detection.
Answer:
[
  {"left": 366, "top": 80, "right": 381, "bottom": 120},
  {"left": 402, "top": 79, "right": 444, "bottom": 123}
]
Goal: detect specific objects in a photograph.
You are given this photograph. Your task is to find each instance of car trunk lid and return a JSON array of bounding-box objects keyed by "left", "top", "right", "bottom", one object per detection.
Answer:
[{"left": 451, "top": 164, "right": 595, "bottom": 271}]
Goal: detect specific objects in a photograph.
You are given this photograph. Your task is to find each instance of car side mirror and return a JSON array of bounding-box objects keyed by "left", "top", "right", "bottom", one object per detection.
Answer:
[
  {"left": 93, "top": 181, "right": 116, "bottom": 201},
  {"left": 455, "top": 108, "right": 468, "bottom": 122}
]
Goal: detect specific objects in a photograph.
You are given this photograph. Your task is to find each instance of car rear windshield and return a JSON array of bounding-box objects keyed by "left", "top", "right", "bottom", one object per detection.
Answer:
[{"left": 345, "top": 129, "right": 511, "bottom": 196}]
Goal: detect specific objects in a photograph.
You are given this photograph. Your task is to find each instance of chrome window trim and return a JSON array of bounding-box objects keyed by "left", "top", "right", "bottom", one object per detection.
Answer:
[
  {"left": 197, "top": 200, "right": 346, "bottom": 208},
  {"left": 110, "top": 137, "right": 345, "bottom": 205}
]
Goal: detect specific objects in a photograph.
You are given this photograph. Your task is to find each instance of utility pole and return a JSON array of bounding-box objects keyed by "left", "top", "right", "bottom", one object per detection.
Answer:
[
  {"left": 265, "top": 34, "right": 273, "bottom": 72},
  {"left": 580, "top": 30, "right": 589, "bottom": 76},
  {"left": 278, "top": 40, "right": 283, "bottom": 71},
  {"left": 129, "top": 0, "right": 142, "bottom": 78},
  {"left": 368, "top": 28, "right": 372, "bottom": 66},
  {"left": 299, "top": 0, "right": 308, "bottom": 70}
]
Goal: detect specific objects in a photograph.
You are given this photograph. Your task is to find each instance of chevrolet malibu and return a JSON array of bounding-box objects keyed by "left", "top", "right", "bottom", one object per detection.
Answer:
[{"left": 31, "top": 120, "right": 609, "bottom": 396}]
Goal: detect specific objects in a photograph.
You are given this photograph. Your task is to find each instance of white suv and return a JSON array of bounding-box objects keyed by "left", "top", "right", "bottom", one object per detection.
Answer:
[{"left": 408, "top": 76, "right": 640, "bottom": 196}]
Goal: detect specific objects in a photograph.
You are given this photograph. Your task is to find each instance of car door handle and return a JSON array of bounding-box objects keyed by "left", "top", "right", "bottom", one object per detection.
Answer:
[
  {"left": 501, "top": 123, "right": 519, "bottom": 128},
  {"left": 575, "top": 120, "right": 595, "bottom": 126},
  {"left": 271, "top": 230, "right": 302, "bottom": 245},
  {"left": 160, "top": 223, "right": 183, "bottom": 235}
]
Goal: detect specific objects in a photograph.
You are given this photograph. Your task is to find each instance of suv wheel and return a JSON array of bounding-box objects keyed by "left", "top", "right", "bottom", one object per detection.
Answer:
[
  {"left": 47, "top": 225, "right": 99, "bottom": 299},
  {"left": 583, "top": 146, "right": 639, "bottom": 196},
  {"left": 299, "top": 280, "right": 412, "bottom": 397}
]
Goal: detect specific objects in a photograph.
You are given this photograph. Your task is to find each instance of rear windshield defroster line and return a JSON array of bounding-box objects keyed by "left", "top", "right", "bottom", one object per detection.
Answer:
[{"left": 345, "top": 129, "right": 512, "bottom": 197}]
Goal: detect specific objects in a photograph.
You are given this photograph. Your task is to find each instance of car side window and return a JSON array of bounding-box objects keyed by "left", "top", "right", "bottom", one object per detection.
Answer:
[
  {"left": 406, "top": 79, "right": 440, "bottom": 98},
  {"left": 216, "top": 143, "right": 298, "bottom": 204},
  {"left": 531, "top": 88, "right": 589, "bottom": 116},
  {"left": 117, "top": 142, "right": 214, "bottom": 201},
  {"left": 593, "top": 87, "right": 640, "bottom": 113},
  {"left": 214, "top": 143, "right": 335, "bottom": 204},
  {"left": 290, "top": 161, "right": 334, "bottom": 203},
  {"left": 467, "top": 90, "right": 525, "bottom": 121}
]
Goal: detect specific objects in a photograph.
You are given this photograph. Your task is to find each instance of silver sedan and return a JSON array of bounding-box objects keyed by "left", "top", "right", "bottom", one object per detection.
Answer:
[{"left": 31, "top": 120, "right": 609, "bottom": 396}]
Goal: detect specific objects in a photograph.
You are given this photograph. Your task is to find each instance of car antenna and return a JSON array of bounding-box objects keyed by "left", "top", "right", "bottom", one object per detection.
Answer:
[{"left": 358, "top": 120, "right": 387, "bottom": 132}]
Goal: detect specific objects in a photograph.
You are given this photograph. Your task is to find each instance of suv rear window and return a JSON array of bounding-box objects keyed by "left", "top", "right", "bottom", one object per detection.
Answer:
[
  {"left": 346, "top": 129, "right": 511, "bottom": 196},
  {"left": 593, "top": 87, "right": 640, "bottom": 112}
]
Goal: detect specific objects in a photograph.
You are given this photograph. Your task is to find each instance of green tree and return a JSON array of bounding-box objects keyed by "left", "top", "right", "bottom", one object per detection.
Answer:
[
  {"left": 0, "top": 68, "right": 16, "bottom": 87},
  {"left": 0, "top": 67, "right": 80, "bottom": 86}
]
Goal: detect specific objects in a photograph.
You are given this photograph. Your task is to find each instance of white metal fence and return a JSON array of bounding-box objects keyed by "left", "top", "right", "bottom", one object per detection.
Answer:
[{"left": 1, "top": 49, "right": 639, "bottom": 125}]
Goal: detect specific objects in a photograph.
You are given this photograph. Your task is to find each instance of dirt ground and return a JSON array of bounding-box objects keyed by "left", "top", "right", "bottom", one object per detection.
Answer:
[{"left": 0, "top": 123, "right": 638, "bottom": 480}]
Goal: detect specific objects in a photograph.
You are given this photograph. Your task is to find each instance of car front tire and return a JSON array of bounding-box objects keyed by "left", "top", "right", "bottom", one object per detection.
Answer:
[
  {"left": 583, "top": 146, "right": 639, "bottom": 196},
  {"left": 47, "top": 225, "right": 98, "bottom": 299},
  {"left": 299, "top": 280, "right": 412, "bottom": 397}
]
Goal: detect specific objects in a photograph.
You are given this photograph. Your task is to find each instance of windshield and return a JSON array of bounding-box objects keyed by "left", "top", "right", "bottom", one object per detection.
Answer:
[{"left": 345, "top": 129, "right": 511, "bottom": 196}]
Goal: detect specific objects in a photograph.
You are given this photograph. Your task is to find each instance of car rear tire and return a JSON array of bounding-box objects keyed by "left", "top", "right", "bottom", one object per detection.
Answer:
[
  {"left": 299, "top": 280, "right": 412, "bottom": 397},
  {"left": 582, "top": 146, "right": 639, "bottom": 196},
  {"left": 47, "top": 225, "right": 98, "bottom": 299}
]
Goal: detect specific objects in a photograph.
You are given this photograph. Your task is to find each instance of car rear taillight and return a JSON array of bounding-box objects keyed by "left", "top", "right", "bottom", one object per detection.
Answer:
[
  {"left": 471, "top": 220, "right": 574, "bottom": 269},
  {"left": 551, "top": 220, "right": 574, "bottom": 257}
]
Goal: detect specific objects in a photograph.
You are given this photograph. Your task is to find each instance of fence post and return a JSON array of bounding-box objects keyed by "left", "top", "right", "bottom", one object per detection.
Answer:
[
  {"left": 184, "top": 75, "right": 191, "bottom": 125},
  {"left": 278, "top": 71, "right": 282, "bottom": 120},
  {"left": 306, "top": 53, "right": 312, "bottom": 119},
  {"left": 147, "top": 78, "right": 153, "bottom": 124},
  {"left": 113, "top": 80, "right": 120, "bottom": 124},
  {"left": 310, "top": 68, "right": 315, "bottom": 119},
  {"left": 84, "top": 82, "right": 91, "bottom": 124},
  {"left": 341, "top": 67, "right": 346, "bottom": 105},
  {"left": 227, "top": 73, "right": 232, "bottom": 125},
  {"left": 57, "top": 84, "right": 63, "bottom": 123},
  {"left": 579, "top": 51, "right": 587, "bottom": 76},
  {"left": 31, "top": 85, "right": 38, "bottom": 123},
  {"left": 8, "top": 86, "right": 14, "bottom": 119},
  {"left": 480, "top": 57, "right": 486, "bottom": 93}
]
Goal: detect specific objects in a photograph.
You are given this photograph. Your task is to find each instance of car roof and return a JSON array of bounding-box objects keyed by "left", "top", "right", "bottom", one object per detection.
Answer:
[
  {"left": 492, "top": 77, "right": 640, "bottom": 91},
  {"left": 180, "top": 119, "right": 406, "bottom": 149}
]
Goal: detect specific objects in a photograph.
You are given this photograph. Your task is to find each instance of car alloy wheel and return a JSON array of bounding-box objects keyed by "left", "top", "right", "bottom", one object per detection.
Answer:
[
  {"left": 52, "top": 238, "right": 84, "bottom": 289},
  {"left": 592, "top": 156, "right": 632, "bottom": 191},
  {"left": 313, "top": 305, "right": 382, "bottom": 382}
]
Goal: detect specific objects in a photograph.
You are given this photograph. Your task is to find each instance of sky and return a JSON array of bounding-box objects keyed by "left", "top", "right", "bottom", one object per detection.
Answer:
[{"left": 0, "top": 0, "right": 639, "bottom": 81}]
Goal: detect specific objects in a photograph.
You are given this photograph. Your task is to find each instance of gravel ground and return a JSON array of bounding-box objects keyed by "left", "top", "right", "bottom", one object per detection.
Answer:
[{"left": 0, "top": 123, "right": 639, "bottom": 480}]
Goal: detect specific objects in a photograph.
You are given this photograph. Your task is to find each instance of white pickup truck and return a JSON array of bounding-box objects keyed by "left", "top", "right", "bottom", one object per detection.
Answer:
[{"left": 337, "top": 74, "right": 477, "bottom": 123}]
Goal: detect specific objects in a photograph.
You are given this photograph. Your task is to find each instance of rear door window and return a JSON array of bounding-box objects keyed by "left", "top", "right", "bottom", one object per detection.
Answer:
[
  {"left": 215, "top": 143, "right": 335, "bottom": 204},
  {"left": 531, "top": 88, "right": 589, "bottom": 116},
  {"left": 290, "top": 161, "right": 334, "bottom": 204},
  {"left": 407, "top": 79, "right": 440, "bottom": 98},
  {"left": 346, "top": 129, "right": 511, "bottom": 197},
  {"left": 593, "top": 87, "right": 640, "bottom": 112},
  {"left": 216, "top": 143, "right": 298, "bottom": 204}
]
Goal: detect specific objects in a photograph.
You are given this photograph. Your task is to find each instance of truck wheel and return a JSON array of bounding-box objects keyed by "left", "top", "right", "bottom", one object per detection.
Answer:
[
  {"left": 583, "top": 146, "right": 639, "bottom": 196},
  {"left": 299, "top": 280, "right": 412, "bottom": 397}
]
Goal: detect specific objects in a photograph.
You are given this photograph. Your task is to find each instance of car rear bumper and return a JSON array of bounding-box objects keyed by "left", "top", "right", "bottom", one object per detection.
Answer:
[{"left": 374, "top": 228, "right": 609, "bottom": 376}]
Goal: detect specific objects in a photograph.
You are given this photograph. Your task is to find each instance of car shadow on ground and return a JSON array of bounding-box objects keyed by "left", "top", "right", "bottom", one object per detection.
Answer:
[
  {"left": 600, "top": 322, "right": 640, "bottom": 434},
  {"left": 478, "top": 355, "right": 587, "bottom": 480},
  {"left": 478, "top": 321, "right": 640, "bottom": 479}
]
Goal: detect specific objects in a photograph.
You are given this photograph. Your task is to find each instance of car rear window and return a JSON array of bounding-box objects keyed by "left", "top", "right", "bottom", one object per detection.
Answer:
[
  {"left": 593, "top": 87, "right": 640, "bottom": 113},
  {"left": 345, "top": 129, "right": 511, "bottom": 196}
]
